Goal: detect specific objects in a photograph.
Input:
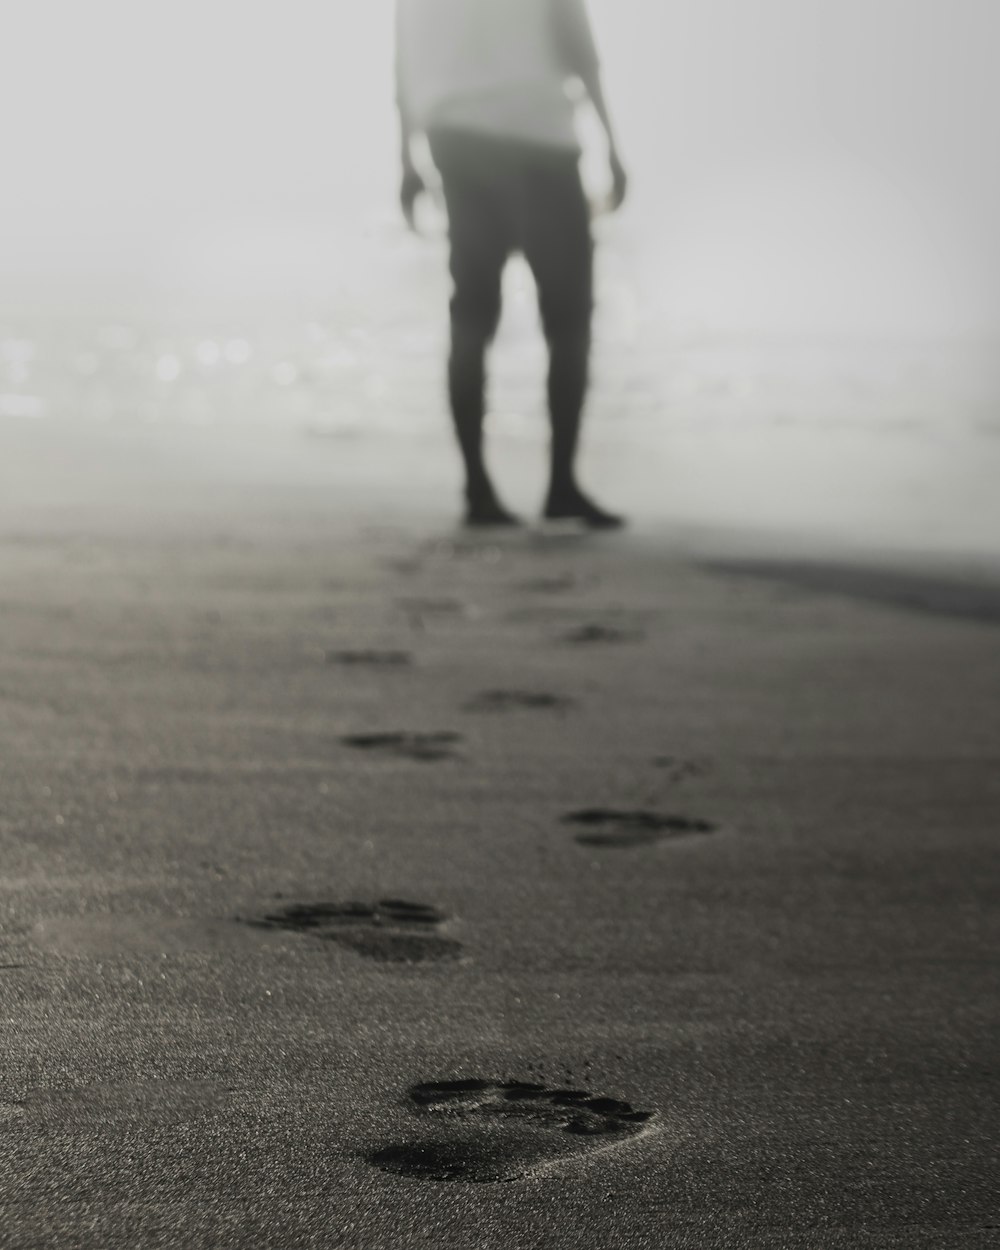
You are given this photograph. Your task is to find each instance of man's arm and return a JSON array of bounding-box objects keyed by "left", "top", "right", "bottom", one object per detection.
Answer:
[
  {"left": 395, "top": 1, "right": 425, "bottom": 228},
  {"left": 552, "top": 0, "right": 627, "bottom": 209}
]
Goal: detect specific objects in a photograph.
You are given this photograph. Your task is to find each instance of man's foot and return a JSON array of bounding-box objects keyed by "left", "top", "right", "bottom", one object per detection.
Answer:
[
  {"left": 543, "top": 485, "right": 625, "bottom": 530},
  {"left": 464, "top": 489, "right": 522, "bottom": 529}
]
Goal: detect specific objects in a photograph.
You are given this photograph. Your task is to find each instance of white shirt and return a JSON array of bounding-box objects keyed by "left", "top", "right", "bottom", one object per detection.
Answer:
[{"left": 395, "top": 0, "right": 598, "bottom": 150}]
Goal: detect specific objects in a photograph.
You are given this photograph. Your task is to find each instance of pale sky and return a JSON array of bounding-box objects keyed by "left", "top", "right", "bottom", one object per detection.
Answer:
[{"left": 3, "top": 0, "right": 998, "bottom": 336}]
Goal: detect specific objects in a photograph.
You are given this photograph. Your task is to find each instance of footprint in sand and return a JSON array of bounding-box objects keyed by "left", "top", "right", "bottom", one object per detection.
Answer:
[
  {"left": 652, "top": 756, "right": 712, "bottom": 784},
  {"left": 464, "top": 690, "right": 575, "bottom": 713},
  {"left": 398, "top": 596, "right": 478, "bottom": 632},
  {"left": 325, "top": 649, "right": 413, "bottom": 668},
  {"left": 369, "top": 1079, "right": 656, "bottom": 1182},
  {"left": 244, "top": 899, "right": 461, "bottom": 963},
  {"left": 561, "top": 624, "right": 642, "bottom": 645},
  {"left": 342, "top": 732, "right": 462, "bottom": 762},
  {"left": 565, "top": 809, "right": 717, "bottom": 847}
]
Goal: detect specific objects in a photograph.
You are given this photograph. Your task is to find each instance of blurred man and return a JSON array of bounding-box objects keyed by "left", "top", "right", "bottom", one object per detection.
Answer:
[{"left": 395, "top": 0, "right": 628, "bottom": 528}]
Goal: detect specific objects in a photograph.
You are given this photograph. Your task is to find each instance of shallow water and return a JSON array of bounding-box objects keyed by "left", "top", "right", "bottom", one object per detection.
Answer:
[{"left": 2, "top": 213, "right": 996, "bottom": 432}]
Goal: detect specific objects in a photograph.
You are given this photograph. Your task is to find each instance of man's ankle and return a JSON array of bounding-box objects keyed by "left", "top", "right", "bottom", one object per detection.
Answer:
[
  {"left": 542, "top": 482, "right": 625, "bottom": 529},
  {"left": 545, "top": 475, "right": 580, "bottom": 503},
  {"left": 465, "top": 473, "right": 498, "bottom": 505}
]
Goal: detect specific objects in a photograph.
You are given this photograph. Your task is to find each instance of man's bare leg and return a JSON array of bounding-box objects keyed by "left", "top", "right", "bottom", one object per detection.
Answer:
[
  {"left": 543, "top": 330, "right": 624, "bottom": 529},
  {"left": 449, "top": 324, "right": 520, "bottom": 527}
]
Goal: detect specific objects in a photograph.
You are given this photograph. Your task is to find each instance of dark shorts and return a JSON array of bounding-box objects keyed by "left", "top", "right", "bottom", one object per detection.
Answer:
[{"left": 428, "top": 128, "right": 593, "bottom": 342}]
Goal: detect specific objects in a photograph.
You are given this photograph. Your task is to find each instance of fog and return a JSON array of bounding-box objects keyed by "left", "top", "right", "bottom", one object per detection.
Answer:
[{"left": 4, "top": 0, "right": 999, "bottom": 338}]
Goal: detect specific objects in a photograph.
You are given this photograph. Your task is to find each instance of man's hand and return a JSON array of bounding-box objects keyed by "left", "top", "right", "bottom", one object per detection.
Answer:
[
  {"left": 609, "top": 148, "right": 628, "bottom": 212},
  {"left": 400, "top": 163, "right": 426, "bottom": 230}
]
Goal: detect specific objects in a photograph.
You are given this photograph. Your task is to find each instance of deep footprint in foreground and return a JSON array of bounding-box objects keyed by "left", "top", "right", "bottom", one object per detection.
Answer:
[
  {"left": 342, "top": 732, "right": 462, "bottom": 762},
  {"left": 369, "top": 1079, "right": 656, "bottom": 1182},
  {"left": 244, "top": 899, "right": 461, "bottom": 962},
  {"left": 566, "top": 809, "right": 717, "bottom": 847}
]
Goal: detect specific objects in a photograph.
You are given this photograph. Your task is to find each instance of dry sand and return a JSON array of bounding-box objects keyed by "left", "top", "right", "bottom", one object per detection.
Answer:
[{"left": 1, "top": 418, "right": 998, "bottom": 1248}]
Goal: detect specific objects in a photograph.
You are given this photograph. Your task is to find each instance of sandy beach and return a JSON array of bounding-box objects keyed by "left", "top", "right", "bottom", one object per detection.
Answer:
[
  {"left": 0, "top": 414, "right": 997, "bottom": 1249},
  {"left": 4, "top": 0, "right": 1000, "bottom": 1236}
]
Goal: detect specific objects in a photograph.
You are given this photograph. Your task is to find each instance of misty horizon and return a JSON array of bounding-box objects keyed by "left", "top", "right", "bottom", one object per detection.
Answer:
[{"left": 3, "top": 0, "right": 999, "bottom": 338}]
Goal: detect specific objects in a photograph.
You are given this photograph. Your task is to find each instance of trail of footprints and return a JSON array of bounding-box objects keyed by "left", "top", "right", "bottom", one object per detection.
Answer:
[{"left": 234, "top": 564, "right": 717, "bottom": 1180}]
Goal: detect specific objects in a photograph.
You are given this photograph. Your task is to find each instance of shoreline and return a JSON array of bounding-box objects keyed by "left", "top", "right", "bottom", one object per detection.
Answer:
[{"left": 5, "top": 412, "right": 999, "bottom": 611}]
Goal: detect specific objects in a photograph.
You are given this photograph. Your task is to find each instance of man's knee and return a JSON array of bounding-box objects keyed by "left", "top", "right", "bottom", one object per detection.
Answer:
[
  {"left": 540, "top": 297, "right": 592, "bottom": 345},
  {"left": 537, "top": 266, "right": 593, "bottom": 343},
  {"left": 450, "top": 292, "right": 503, "bottom": 346}
]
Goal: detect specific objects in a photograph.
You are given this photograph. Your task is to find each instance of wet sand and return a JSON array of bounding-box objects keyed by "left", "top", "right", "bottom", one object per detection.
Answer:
[{"left": 1, "top": 419, "right": 998, "bottom": 1248}]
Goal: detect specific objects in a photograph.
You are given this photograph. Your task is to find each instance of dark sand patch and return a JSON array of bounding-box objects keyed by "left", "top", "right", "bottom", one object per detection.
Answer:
[
  {"left": 324, "top": 649, "right": 413, "bottom": 667},
  {"left": 369, "top": 1079, "right": 656, "bottom": 1183},
  {"left": 652, "top": 756, "right": 712, "bottom": 783},
  {"left": 341, "top": 732, "right": 462, "bottom": 762},
  {"left": 463, "top": 690, "right": 575, "bottom": 713},
  {"left": 703, "top": 558, "right": 1000, "bottom": 626},
  {"left": 560, "top": 623, "right": 643, "bottom": 645},
  {"left": 243, "top": 899, "right": 461, "bottom": 963},
  {"left": 566, "top": 809, "right": 717, "bottom": 847}
]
